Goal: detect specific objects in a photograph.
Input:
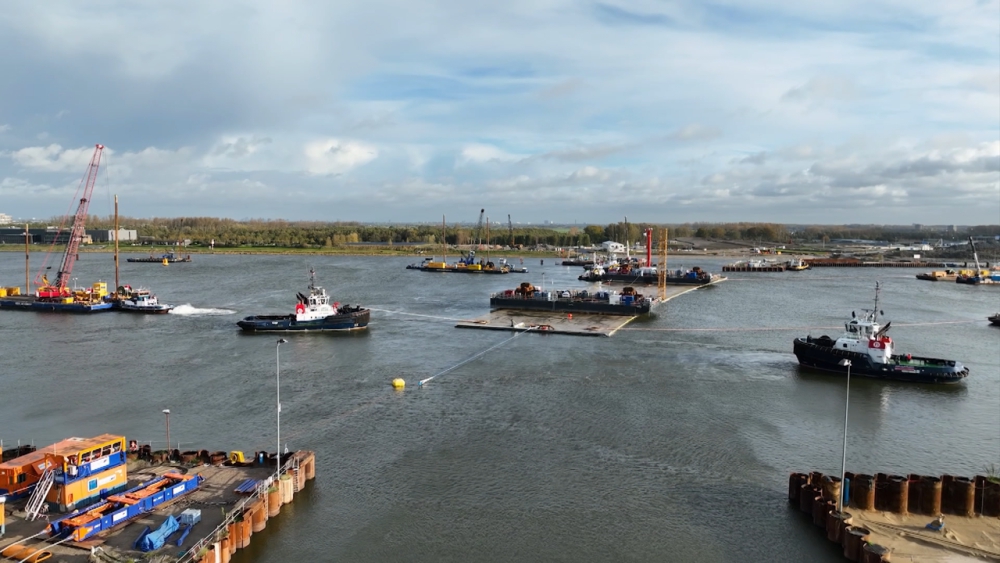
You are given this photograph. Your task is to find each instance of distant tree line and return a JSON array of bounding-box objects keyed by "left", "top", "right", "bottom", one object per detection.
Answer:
[{"left": 41, "top": 215, "right": 1000, "bottom": 249}]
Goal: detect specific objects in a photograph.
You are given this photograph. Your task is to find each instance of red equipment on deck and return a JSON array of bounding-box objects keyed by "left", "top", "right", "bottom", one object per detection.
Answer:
[{"left": 35, "top": 144, "right": 105, "bottom": 296}]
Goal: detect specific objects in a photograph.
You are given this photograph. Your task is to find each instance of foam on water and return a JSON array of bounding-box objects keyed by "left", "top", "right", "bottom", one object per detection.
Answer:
[{"left": 169, "top": 304, "right": 236, "bottom": 316}]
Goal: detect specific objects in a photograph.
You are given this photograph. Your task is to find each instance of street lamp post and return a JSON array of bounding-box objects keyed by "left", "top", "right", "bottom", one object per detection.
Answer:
[
  {"left": 837, "top": 359, "right": 852, "bottom": 512},
  {"left": 162, "top": 409, "right": 171, "bottom": 459},
  {"left": 276, "top": 338, "right": 287, "bottom": 468}
]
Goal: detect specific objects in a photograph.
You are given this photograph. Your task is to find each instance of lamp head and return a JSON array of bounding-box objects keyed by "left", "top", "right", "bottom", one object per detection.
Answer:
[
  {"left": 838, "top": 359, "right": 852, "bottom": 367},
  {"left": 162, "top": 409, "right": 170, "bottom": 414}
]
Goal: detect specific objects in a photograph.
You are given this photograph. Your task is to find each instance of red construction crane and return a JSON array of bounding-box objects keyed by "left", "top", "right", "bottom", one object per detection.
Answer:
[{"left": 36, "top": 144, "right": 104, "bottom": 293}]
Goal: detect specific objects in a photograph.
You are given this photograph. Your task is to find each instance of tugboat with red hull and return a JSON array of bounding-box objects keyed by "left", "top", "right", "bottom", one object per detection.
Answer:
[
  {"left": 793, "top": 283, "right": 968, "bottom": 384},
  {"left": 237, "top": 270, "right": 370, "bottom": 332}
]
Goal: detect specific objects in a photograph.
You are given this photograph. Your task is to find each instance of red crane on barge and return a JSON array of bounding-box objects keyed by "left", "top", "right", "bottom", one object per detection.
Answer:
[{"left": 35, "top": 144, "right": 105, "bottom": 299}]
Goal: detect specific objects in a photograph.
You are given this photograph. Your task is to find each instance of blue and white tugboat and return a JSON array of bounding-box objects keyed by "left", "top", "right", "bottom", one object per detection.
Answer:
[
  {"left": 237, "top": 270, "right": 370, "bottom": 333},
  {"left": 114, "top": 285, "right": 173, "bottom": 314},
  {"left": 793, "top": 283, "right": 968, "bottom": 384}
]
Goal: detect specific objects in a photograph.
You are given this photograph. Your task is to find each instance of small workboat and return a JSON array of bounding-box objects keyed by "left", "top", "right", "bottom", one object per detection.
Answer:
[
  {"left": 237, "top": 269, "right": 369, "bottom": 332},
  {"left": 785, "top": 259, "right": 810, "bottom": 271},
  {"left": 793, "top": 283, "right": 968, "bottom": 384},
  {"left": 989, "top": 313, "right": 1000, "bottom": 326}
]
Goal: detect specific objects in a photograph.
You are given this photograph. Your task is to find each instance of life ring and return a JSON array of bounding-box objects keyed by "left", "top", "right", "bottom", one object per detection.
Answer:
[{"left": 295, "top": 303, "right": 306, "bottom": 314}]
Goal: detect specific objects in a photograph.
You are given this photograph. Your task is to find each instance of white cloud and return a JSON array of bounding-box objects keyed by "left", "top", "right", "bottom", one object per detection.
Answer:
[
  {"left": 9, "top": 144, "right": 96, "bottom": 172},
  {"left": 0, "top": 124, "right": 10, "bottom": 133},
  {"left": 303, "top": 139, "right": 377, "bottom": 175},
  {"left": 458, "top": 144, "right": 519, "bottom": 165}
]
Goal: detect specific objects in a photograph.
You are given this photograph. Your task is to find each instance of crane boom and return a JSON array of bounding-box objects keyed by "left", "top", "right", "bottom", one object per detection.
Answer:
[
  {"left": 55, "top": 144, "right": 104, "bottom": 289},
  {"left": 474, "top": 208, "right": 485, "bottom": 248}
]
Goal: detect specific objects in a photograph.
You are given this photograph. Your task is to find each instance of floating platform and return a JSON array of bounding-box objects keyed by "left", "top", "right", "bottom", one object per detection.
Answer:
[
  {"left": 456, "top": 282, "right": 722, "bottom": 337},
  {"left": 0, "top": 449, "right": 316, "bottom": 563},
  {"left": 804, "top": 258, "right": 946, "bottom": 268}
]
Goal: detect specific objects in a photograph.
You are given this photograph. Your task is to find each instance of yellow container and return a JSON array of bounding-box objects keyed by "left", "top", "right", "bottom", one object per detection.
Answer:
[
  {"left": 92, "top": 282, "right": 108, "bottom": 297},
  {"left": 0, "top": 288, "right": 6, "bottom": 297},
  {"left": 6, "top": 287, "right": 20, "bottom": 296}
]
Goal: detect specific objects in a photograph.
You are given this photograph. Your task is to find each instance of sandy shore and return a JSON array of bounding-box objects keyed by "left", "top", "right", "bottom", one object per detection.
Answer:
[{"left": 850, "top": 510, "right": 1000, "bottom": 562}]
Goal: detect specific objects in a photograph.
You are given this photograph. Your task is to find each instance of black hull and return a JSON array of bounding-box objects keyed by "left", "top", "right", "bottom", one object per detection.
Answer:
[
  {"left": 578, "top": 273, "right": 715, "bottom": 285},
  {"left": 408, "top": 266, "right": 509, "bottom": 274},
  {"left": 490, "top": 297, "right": 650, "bottom": 316},
  {"left": 793, "top": 338, "right": 967, "bottom": 384},
  {"left": 989, "top": 315, "right": 1000, "bottom": 326},
  {"left": 237, "top": 309, "right": 370, "bottom": 332},
  {"left": 126, "top": 258, "right": 192, "bottom": 263}
]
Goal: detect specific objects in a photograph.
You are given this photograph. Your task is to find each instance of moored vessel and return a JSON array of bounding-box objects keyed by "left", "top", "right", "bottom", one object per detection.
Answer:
[
  {"left": 237, "top": 269, "right": 370, "bottom": 332},
  {"left": 407, "top": 250, "right": 511, "bottom": 274},
  {"left": 916, "top": 269, "right": 968, "bottom": 281},
  {"left": 784, "top": 259, "right": 810, "bottom": 271},
  {"left": 491, "top": 282, "right": 652, "bottom": 316},
  {"left": 126, "top": 251, "right": 192, "bottom": 263},
  {"left": 793, "top": 283, "right": 968, "bottom": 384},
  {"left": 579, "top": 265, "right": 720, "bottom": 285}
]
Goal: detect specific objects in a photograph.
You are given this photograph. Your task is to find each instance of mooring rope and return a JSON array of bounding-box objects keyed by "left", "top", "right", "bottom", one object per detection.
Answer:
[
  {"left": 419, "top": 327, "right": 535, "bottom": 386},
  {"left": 368, "top": 307, "right": 467, "bottom": 322}
]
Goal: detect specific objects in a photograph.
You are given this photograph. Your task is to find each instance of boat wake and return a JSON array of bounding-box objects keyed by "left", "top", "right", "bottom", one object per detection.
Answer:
[{"left": 169, "top": 304, "right": 236, "bottom": 316}]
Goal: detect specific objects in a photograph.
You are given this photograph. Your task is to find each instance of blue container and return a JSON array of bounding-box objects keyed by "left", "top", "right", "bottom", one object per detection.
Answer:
[
  {"left": 843, "top": 478, "right": 851, "bottom": 508},
  {"left": 622, "top": 295, "right": 634, "bottom": 305}
]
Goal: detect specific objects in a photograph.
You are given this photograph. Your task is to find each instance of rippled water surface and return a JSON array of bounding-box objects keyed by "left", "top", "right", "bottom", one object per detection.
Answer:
[{"left": 1, "top": 253, "right": 997, "bottom": 562}]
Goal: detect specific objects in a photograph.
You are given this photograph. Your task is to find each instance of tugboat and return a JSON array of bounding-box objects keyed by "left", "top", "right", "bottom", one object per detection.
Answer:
[
  {"left": 793, "top": 283, "right": 968, "bottom": 384},
  {"left": 490, "top": 282, "right": 652, "bottom": 316},
  {"left": 989, "top": 313, "right": 1000, "bottom": 326},
  {"left": 113, "top": 285, "right": 173, "bottom": 314},
  {"left": 237, "top": 270, "right": 369, "bottom": 332}
]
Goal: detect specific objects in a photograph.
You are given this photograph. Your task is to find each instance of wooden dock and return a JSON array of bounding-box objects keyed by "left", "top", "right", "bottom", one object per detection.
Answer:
[{"left": 455, "top": 281, "right": 723, "bottom": 337}]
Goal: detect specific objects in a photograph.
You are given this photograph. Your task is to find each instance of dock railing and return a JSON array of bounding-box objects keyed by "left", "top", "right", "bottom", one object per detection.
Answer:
[{"left": 175, "top": 454, "right": 299, "bottom": 563}]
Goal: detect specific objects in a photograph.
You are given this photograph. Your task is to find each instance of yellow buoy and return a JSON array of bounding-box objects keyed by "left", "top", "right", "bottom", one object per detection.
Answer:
[
  {"left": 162, "top": 258, "right": 169, "bottom": 266},
  {"left": 391, "top": 378, "right": 405, "bottom": 389}
]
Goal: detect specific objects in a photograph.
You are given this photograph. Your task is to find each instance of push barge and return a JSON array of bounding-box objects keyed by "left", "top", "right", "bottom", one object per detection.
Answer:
[
  {"left": 126, "top": 251, "right": 192, "bottom": 264},
  {"left": 407, "top": 251, "right": 514, "bottom": 274},
  {"left": 491, "top": 282, "right": 652, "bottom": 316},
  {"left": 579, "top": 265, "right": 721, "bottom": 285},
  {"left": 793, "top": 283, "right": 968, "bottom": 384}
]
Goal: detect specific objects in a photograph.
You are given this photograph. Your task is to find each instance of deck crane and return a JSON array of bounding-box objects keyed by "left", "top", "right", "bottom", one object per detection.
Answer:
[
  {"left": 474, "top": 208, "right": 485, "bottom": 248},
  {"left": 508, "top": 214, "right": 514, "bottom": 247},
  {"left": 36, "top": 144, "right": 105, "bottom": 296}
]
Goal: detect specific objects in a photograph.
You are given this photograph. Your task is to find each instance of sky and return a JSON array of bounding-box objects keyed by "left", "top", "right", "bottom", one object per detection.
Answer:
[{"left": 0, "top": 0, "right": 998, "bottom": 225}]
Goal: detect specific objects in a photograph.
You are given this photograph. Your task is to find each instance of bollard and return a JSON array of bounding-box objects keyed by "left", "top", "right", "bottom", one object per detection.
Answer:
[
  {"left": 861, "top": 542, "right": 891, "bottom": 563},
  {"left": 827, "top": 511, "right": 852, "bottom": 544},
  {"left": 250, "top": 501, "right": 267, "bottom": 533},
  {"left": 981, "top": 478, "right": 1000, "bottom": 517},
  {"left": 852, "top": 475, "right": 875, "bottom": 511},
  {"left": 948, "top": 477, "right": 975, "bottom": 517},
  {"left": 789, "top": 473, "right": 807, "bottom": 504},
  {"left": 920, "top": 476, "right": 943, "bottom": 516},
  {"left": 822, "top": 475, "right": 842, "bottom": 503},
  {"left": 812, "top": 495, "right": 830, "bottom": 527},
  {"left": 267, "top": 486, "right": 282, "bottom": 517},
  {"left": 907, "top": 474, "right": 922, "bottom": 512},
  {"left": 843, "top": 526, "right": 871, "bottom": 562},
  {"left": 885, "top": 476, "right": 908, "bottom": 515},
  {"left": 799, "top": 484, "right": 815, "bottom": 514}
]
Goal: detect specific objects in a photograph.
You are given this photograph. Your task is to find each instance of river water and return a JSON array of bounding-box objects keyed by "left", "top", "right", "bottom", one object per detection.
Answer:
[{"left": 1, "top": 252, "right": 997, "bottom": 562}]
